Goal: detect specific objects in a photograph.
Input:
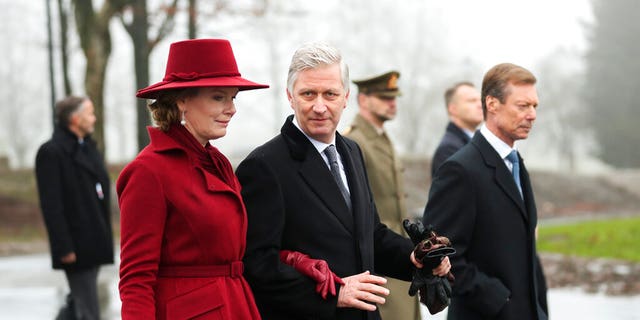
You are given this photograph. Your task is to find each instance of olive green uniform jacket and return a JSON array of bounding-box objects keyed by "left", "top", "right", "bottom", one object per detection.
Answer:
[{"left": 344, "top": 114, "right": 420, "bottom": 320}]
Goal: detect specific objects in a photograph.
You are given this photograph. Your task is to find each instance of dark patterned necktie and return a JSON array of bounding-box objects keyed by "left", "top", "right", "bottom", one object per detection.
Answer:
[{"left": 324, "top": 145, "right": 351, "bottom": 210}]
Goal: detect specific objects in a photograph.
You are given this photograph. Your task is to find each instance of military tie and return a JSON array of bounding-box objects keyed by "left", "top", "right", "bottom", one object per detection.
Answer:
[
  {"left": 506, "top": 150, "right": 523, "bottom": 198},
  {"left": 324, "top": 145, "right": 352, "bottom": 210}
]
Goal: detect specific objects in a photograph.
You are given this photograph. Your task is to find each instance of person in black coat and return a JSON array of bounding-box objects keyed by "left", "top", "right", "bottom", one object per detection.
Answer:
[
  {"left": 431, "top": 82, "right": 483, "bottom": 176},
  {"left": 35, "top": 96, "right": 114, "bottom": 320},
  {"left": 423, "top": 64, "right": 548, "bottom": 320},
  {"left": 236, "top": 42, "right": 451, "bottom": 320}
]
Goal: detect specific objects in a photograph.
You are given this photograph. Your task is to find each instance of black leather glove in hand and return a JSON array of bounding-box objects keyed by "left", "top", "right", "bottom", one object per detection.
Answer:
[
  {"left": 403, "top": 219, "right": 456, "bottom": 278},
  {"left": 403, "top": 218, "right": 427, "bottom": 246},
  {"left": 403, "top": 219, "right": 456, "bottom": 315},
  {"left": 408, "top": 267, "right": 452, "bottom": 314}
]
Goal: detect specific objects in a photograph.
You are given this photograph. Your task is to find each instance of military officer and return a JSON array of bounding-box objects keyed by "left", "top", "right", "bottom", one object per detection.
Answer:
[{"left": 344, "top": 70, "right": 421, "bottom": 320}]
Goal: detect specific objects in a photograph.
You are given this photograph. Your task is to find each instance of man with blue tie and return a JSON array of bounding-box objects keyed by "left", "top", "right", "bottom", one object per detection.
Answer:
[{"left": 422, "top": 63, "right": 548, "bottom": 320}]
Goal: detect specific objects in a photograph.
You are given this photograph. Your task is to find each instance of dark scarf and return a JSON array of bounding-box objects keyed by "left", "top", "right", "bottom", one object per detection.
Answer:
[{"left": 168, "top": 124, "right": 238, "bottom": 190}]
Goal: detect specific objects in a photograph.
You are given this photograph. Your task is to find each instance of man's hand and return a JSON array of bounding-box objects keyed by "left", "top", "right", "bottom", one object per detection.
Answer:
[
  {"left": 60, "top": 252, "right": 76, "bottom": 264},
  {"left": 410, "top": 251, "right": 423, "bottom": 268},
  {"left": 432, "top": 256, "right": 451, "bottom": 277},
  {"left": 411, "top": 253, "right": 451, "bottom": 276},
  {"left": 337, "top": 271, "right": 389, "bottom": 311},
  {"left": 403, "top": 219, "right": 456, "bottom": 314}
]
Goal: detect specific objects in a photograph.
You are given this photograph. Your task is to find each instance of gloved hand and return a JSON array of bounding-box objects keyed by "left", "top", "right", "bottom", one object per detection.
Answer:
[
  {"left": 403, "top": 219, "right": 456, "bottom": 314},
  {"left": 408, "top": 267, "right": 452, "bottom": 314},
  {"left": 403, "top": 219, "right": 455, "bottom": 279},
  {"left": 279, "top": 250, "right": 345, "bottom": 299}
]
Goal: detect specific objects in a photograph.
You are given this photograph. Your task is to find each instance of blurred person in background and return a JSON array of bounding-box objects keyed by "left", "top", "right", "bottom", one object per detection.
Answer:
[
  {"left": 431, "top": 81, "right": 483, "bottom": 176},
  {"left": 35, "top": 95, "right": 114, "bottom": 320},
  {"left": 343, "top": 70, "right": 421, "bottom": 320}
]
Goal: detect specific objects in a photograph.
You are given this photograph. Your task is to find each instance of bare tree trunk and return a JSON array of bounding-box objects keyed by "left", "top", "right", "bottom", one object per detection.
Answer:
[
  {"left": 46, "top": 0, "right": 56, "bottom": 127},
  {"left": 57, "top": 0, "right": 72, "bottom": 95},
  {"left": 129, "top": 0, "right": 152, "bottom": 150},
  {"left": 72, "top": 0, "right": 126, "bottom": 157},
  {"left": 121, "top": 0, "right": 178, "bottom": 151},
  {"left": 83, "top": 43, "right": 109, "bottom": 156},
  {"left": 188, "top": 0, "right": 197, "bottom": 39}
]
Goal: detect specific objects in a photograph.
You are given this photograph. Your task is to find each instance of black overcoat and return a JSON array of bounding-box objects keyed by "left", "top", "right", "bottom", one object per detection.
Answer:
[
  {"left": 423, "top": 133, "right": 547, "bottom": 320},
  {"left": 431, "top": 122, "right": 471, "bottom": 176},
  {"left": 35, "top": 128, "right": 114, "bottom": 270},
  {"left": 236, "top": 116, "right": 414, "bottom": 320}
]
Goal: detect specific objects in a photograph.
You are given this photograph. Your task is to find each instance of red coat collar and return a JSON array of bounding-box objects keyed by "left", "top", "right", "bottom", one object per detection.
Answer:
[{"left": 147, "top": 126, "right": 189, "bottom": 154}]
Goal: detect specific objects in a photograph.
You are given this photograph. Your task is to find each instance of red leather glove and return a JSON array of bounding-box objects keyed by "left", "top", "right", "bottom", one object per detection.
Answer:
[{"left": 279, "top": 250, "right": 345, "bottom": 299}]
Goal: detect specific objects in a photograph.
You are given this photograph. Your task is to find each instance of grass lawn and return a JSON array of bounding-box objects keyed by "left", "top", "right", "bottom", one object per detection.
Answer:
[{"left": 538, "top": 216, "right": 640, "bottom": 262}]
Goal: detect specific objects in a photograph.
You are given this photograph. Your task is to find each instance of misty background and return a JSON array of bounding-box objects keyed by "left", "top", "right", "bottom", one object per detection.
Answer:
[{"left": 0, "top": 0, "right": 637, "bottom": 173}]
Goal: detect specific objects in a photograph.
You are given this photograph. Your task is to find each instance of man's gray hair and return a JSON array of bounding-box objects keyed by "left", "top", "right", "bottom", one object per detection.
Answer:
[
  {"left": 286, "top": 42, "right": 349, "bottom": 94},
  {"left": 55, "top": 96, "right": 89, "bottom": 128}
]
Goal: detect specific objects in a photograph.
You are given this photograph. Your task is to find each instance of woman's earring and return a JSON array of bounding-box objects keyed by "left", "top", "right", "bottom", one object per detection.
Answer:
[{"left": 180, "top": 111, "right": 186, "bottom": 126}]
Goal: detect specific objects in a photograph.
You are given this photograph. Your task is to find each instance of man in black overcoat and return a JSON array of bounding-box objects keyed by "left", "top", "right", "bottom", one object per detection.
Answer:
[
  {"left": 236, "top": 42, "right": 451, "bottom": 320},
  {"left": 423, "top": 64, "right": 548, "bottom": 320},
  {"left": 431, "top": 82, "right": 483, "bottom": 176},
  {"left": 35, "top": 96, "right": 114, "bottom": 320},
  {"left": 431, "top": 81, "right": 549, "bottom": 311}
]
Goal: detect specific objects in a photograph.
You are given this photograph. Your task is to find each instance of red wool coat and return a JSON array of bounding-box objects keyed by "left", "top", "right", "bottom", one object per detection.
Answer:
[{"left": 117, "top": 126, "right": 260, "bottom": 319}]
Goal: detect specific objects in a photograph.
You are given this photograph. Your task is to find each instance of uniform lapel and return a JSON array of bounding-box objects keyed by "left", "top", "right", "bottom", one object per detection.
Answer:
[
  {"left": 356, "top": 115, "right": 394, "bottom": 159},
  {"left": 372, "top": 133, "right": 394, "bottom": 160}
]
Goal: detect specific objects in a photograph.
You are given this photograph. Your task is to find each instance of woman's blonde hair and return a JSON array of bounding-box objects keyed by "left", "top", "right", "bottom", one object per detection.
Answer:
[{"left": 147, "top": 88, "right": 199, "bottom": 131}]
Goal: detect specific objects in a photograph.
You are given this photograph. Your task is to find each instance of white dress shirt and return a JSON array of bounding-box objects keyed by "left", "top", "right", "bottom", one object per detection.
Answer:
[
  {"left": 292, "top": 116, "right": 350, "bottom": 193},
  {"left": 480, "top": 124, "right": 518, "bottom": 173}
]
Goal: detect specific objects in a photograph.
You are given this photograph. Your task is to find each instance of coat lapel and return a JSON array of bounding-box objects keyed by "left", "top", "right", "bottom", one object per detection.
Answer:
[
  {"left": 55, "top": 129, "right": 101, "bottom": 178},
  {"left": 448, "top": 122, "right": 471, "bottom": 145},
  {"left": 519, "top": 158, "right": 538, "bottom": 227},
  {"left": 473, "top": 134, "right": 528, "bottom": 220},
  {"left": 73, "top": 146, "right": 100, "bottom": 177},
  {"left": 148, "top": 127, "right": 242, "bottom": 201},
  {"left": 335, "top": 134, "right": 370, "bottom": 247},
  {"left": 281, "top": 116, "right": 355, "bottom": 234},
  {"left": 199, "top": 167, "right": 239, "bottom": 194}
]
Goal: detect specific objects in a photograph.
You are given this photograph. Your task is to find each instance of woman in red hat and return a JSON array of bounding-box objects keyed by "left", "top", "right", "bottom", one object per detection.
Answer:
[{"left": 116, "top": 39, "right": 268, "bottom": 319}]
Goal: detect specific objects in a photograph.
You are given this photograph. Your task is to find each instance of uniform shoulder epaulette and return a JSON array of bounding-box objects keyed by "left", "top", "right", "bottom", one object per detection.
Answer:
[{"left": 342, "top": 125, "right": 354, "bottom": 135}]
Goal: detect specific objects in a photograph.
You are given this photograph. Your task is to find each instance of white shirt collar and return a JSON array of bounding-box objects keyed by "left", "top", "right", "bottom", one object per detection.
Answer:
[
  {"left": 462, "top": 128, "right": 475, "bottom": 138},
  {"left": 292, "top": 116, "right": 350, "bottom": 192},
  {"left": 479, "top": 124, "right": 516, "bottom": 159},
  {"left": 292, "top": 116, "right": 335, "bottom": 154}
]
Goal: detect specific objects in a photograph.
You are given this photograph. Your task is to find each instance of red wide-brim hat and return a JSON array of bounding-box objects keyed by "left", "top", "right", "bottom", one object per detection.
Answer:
[{"left": 136, "top": 39, "right": 269, "bottom": 99}]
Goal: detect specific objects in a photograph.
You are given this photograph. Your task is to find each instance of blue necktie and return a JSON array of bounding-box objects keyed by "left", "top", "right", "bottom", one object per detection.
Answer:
[
  {"left": 324, "top": 145, "right": 352, "bottom": 210},
  {"left": 506, "top": 150, "right": 523, "bottom": 198}
]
